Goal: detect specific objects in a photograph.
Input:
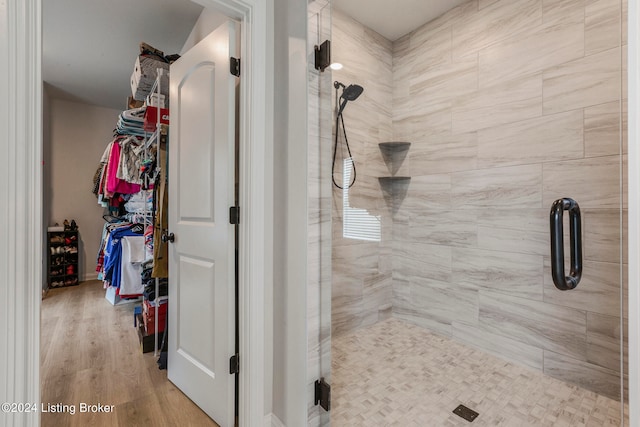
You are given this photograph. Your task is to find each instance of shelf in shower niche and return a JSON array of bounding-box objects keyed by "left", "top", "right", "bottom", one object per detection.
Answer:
[
  {"left": 378, "top": 177, "right": 411, "bottom": 184},
  {"left": 378, "top": 142, "right": 411, "bottom": 151}
]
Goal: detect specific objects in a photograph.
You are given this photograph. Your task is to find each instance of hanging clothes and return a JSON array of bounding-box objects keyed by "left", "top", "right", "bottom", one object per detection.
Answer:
[
  {"left": 106, "top": 140, "right": 141, "bottom": 196},
  {"left": 152, "top": 135, "right": 168, "bottom": 278}
]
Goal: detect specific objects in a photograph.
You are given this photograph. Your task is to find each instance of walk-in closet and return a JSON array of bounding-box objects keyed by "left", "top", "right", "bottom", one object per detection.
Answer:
[{"left": 40, "top": 1, "right": 232, "bottom": 425}]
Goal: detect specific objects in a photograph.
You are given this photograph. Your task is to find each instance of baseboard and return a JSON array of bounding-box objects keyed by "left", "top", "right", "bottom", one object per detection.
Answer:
[
  {"left": 82, "top": 272, "right": 99, "bottom": 282},
  {"left": 264, "top": 413, "right": 286, "bottom": 427}
]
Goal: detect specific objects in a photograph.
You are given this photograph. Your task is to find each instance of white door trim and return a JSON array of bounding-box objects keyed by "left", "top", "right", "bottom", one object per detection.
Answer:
[
  {"left": 0, "top": 0, "right": 272, "bottom": 426},
  {"left": 0, "top": 0, "right": 42, "bottom": 426},
  {"left": 193, "top": 2, "right": 274, "bottom": 426}
]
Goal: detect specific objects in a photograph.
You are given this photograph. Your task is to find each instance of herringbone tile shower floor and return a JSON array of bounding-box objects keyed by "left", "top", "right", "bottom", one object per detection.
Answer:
[{"left": 331, "top": 318, "right": 628, "bottom": 426}]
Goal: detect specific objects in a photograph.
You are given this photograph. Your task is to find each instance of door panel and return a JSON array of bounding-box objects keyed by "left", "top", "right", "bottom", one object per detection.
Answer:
[{"left": 168, "top": 21, "right": 237, "bottom": 427}]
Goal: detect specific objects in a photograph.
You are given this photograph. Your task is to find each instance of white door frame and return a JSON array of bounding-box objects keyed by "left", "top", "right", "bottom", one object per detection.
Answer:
[{"left": 0, "top": 0, "right": 273, "bottom": 426}]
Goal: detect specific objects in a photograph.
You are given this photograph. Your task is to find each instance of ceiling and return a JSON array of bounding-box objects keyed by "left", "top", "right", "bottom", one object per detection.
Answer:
[
  {"left": 334, "top": 0, "right": 468, "bottom": 41},
  {"left": 43, "top": 0, "right": 465, "bottom": 110},
  {"left": 43, "top": 0, "right": 203, "bottom": 110}
]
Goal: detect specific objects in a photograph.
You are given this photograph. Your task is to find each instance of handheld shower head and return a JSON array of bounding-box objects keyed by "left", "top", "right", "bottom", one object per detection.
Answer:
[
  {"left": 337, "top": 83, "right": 364, "bottom": 115},
  {"left": 341, "top": 84, "right": 364, "bottom": 101},
  {"left": 332, "top": 82, "right": 363, "bottom": 189}
]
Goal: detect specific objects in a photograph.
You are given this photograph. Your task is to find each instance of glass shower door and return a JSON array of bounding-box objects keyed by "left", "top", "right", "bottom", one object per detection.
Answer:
[{"left": 318, "top": 0, "right": 628, "bottom": 425}]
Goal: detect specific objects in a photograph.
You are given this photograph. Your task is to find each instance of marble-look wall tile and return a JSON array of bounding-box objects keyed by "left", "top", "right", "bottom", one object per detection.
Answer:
[
  {"left": 622, "top": 0, "right": 628, "bottom": 45},
  {"left": 451, "top": 164, "right": 543, "bottom": 209},
  {"left": 478, "top": 290, "right": 588, "bottom": 361},
  {"left": 477, "top": 208, "right": 548, "bottom": 256},
  {"left": 585, "top": 0, "right": 622, "bottom": 56},
  {"left": 393, "top": 242, "right": 452, "bottom": 283},
  {"left": 623, "top": 154, "right": 628, "bottom": 209},
  {"left": 478, "top": 0, "right": 500, "bottom": 10},
  {"left": 402, "top": 174, "right": 452, "bottom": 211},
  {"left": 452, "top": 0, "right": 542, "bottom": 59},
  {"left": 331, "top": 276, "right": 364, "bottom": 337},
  {"left": 362, "top": 273, "right": 393, "bottom": 327},
  {"left": 409, "top": 131, "right": 477, "bottom": 175},
  {"left": 623, "top": 45, "right": 628, "bottom": 103},
  {"left": 477, "top": 109, "right": 584, "bottom": 168},
  {"left": 452, "top": 73, "right": 542, "bottom": 134},
  {"left": 407, "top": 24, "right": 452, "bottom": 76},
  {"left": 584, "top": 102, "right": 622, "bottom": 158},
  {"left": 542, "top": 155, "right": 621, "bottom": 209},
  {"left": 410, "top": 58, "right": 479, "bottom": 111},
  {"left": 452, "top": 247, "right": 544, "bottom": 300},
  {"left": 406, "top": 210, "right": 477, "bottom": 247},
  {"left": 543, "top": 350, "right": 622, "bottom": 399},
  {"left": 452, "top": 321, "right": 544, "bottom": 370},
  {"left": 583, "top": 209, "right": 624, "bottom": 263},
  {"left": 543, "top": 0, "right": 586, "bottom": 25},
  {"left": 543, "top": 257, "right": 621, "bottom": 317},
  {"left": 586, "top": 312, "right": 628, "bottom": 372},
  {"left": 478, "top": 12, "right": 584, "bottom": 88},
  {"left": 392, "top": 282, "right": 453, "bottom": 338},
  {"left": 543, "top": 47, "right": 621, "bottom": 114},
  {"left": 410, "top": 279, "right": 479, "bottom": 326},
  {"left": 392, "top": 103, "right": 452, "bottom": 145},
  {"left": 623, "top": 98, "right": 628, "bottom": 154},
  {"left": 331, "top": 9, "right": 394, "bottom": 338},
  {"left": 394, "top": 279, "right": 478, "bottom": 337}
]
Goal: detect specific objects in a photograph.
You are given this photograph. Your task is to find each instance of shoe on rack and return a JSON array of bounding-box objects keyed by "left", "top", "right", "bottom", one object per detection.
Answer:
[
  {"left": 70, "top": 220, "right": 78, "bottom": 231},
  {"left": 63, "top": 219, "right": 70, "bottom": 231}
]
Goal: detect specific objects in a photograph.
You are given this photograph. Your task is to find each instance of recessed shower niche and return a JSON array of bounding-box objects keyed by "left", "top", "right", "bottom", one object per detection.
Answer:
[{"left": 377, "top": 141, "right": 411, "bottom": 214}]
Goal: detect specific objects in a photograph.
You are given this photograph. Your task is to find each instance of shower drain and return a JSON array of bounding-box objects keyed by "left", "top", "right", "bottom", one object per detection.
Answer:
[{"left": 453, "top": 404, "right": 479, "bottom": 422}]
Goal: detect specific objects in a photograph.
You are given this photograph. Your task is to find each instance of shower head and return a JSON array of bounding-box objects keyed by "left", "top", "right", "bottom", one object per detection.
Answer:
[
  {"left": 341, "top": 84, "right": 364, "bottom": 101},
  {"left": 336, "top": 83, "right": 364, "bottom": 115}
]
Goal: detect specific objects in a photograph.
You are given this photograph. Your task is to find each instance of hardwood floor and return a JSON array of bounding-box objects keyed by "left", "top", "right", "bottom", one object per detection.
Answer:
[{"left": 41, "top": 280, "right": 219, "bottom": 427}]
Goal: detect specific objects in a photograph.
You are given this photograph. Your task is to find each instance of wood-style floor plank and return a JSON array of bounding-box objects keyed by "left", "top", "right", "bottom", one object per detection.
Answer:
[{"left": 41, "top": 280, "right": 219, "bottom": 427}]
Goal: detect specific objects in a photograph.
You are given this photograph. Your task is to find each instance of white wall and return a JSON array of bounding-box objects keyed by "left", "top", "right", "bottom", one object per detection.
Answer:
[
  {"left": 45, "top": 97, "right": 120, "bottom": 281},
  {"left": 271, "top": 0, "right": 309, "bottom": 425},
  {"left": 181, "top": 8, "right": 230, "bottom": 54}
]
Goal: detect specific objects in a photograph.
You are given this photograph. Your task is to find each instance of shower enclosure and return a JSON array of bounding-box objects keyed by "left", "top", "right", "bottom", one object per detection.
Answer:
[{"left": 308, "top": 0, "right": 628, "bottom": 425}]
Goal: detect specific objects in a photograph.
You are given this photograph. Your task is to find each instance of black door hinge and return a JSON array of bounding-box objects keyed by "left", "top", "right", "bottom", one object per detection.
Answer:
[
  {"left": 230, "top": 57, "right": 240, "bottom": 77},
  {"left": 314, "top": 378, "right": 330, "bottom": 411},
  {"left": 230, "top": 354, "right": 239, "bottom": 375},
  {"left": 229, "top": 206, "right": 240, "bottom": 225}
]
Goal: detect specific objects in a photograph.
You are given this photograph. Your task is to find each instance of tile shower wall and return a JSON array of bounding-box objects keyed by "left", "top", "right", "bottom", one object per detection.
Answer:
[
  {"left": 391, "top": 0, "right": 627, "bottom": 399},
  {"left": 331, "top": 9, "right": 395, "bottom": 338}
]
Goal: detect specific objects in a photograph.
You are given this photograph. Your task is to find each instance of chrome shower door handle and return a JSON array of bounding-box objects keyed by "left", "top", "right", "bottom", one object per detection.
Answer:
[{"left": 549, "top": 198, "right": 583, "bottom": 290}]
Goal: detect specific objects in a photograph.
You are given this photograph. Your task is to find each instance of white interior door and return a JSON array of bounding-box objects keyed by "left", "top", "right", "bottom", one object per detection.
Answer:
[{"left": 168, "top": 21, "right": 237, "bottom": 426}]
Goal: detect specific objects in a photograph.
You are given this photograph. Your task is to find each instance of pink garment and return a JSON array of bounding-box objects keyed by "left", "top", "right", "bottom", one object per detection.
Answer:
[{"left": 106, "top": 140, "right": 141, "bottom": 195}]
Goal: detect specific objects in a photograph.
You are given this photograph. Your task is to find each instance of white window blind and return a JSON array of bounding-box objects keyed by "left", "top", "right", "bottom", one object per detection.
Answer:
[{"left": 342, "top": 158, "right": 381, "bottom": 242}]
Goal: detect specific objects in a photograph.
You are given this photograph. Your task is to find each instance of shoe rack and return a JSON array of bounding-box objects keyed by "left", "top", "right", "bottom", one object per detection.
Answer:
[{"left": 47, "top": 230, "right": 79, "bottom": 288}]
